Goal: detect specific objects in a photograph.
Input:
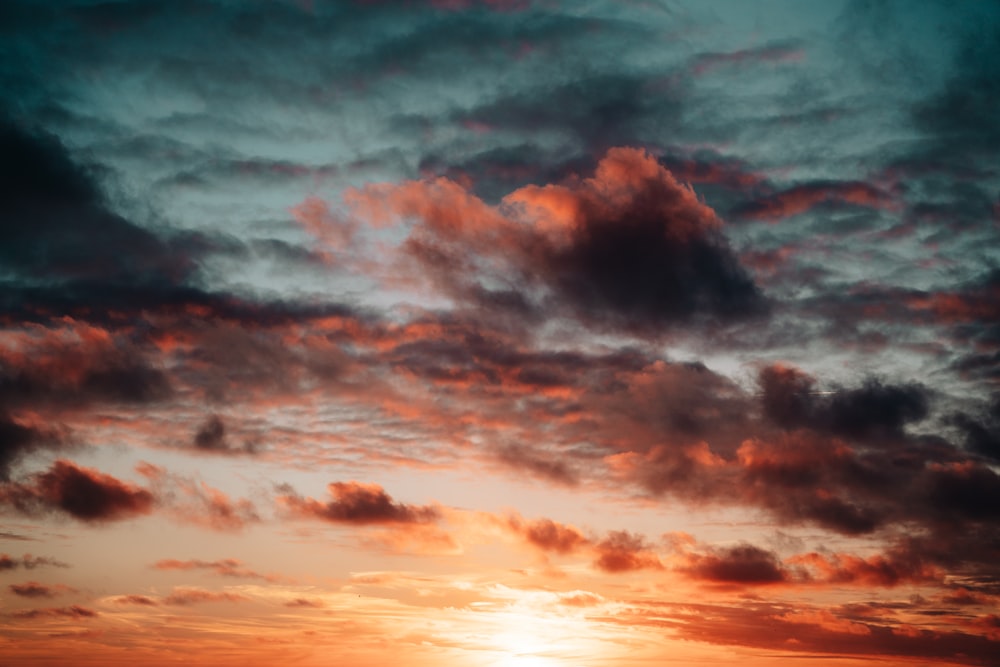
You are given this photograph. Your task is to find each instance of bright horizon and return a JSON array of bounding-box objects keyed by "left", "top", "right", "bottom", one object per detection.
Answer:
[{"left": 1, "top": 1, "right": 999, "bottom": 665}]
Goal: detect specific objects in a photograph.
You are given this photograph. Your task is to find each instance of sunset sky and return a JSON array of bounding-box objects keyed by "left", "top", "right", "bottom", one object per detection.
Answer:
[{"left": 2, "top": 1, "right": 1000, "bottom": 665}]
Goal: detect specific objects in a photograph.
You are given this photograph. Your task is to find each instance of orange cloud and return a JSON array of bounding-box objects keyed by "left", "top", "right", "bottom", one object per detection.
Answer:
[
  {"left": 162, "top": 587, "right": 249, "bottom": 606},
  {"left": 593, "top": 531, "right": 663, "bottom": 573}
]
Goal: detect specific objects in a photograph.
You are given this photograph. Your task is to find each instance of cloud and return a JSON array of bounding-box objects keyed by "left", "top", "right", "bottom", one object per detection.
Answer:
[
  {"left": 279, "top": 481, "right": 440, "bottom": 525},
  {"left": 162, "top": 587, "right": 248, "bottom": 606},
  {"left": 0, "top": 319, "right": 172, "bottom": 409},
  {"left": 508, "top": 516, "right": 589, "bottom": 554},
  {"left": 558, "top": 591, "right": 605, "bottom": 608},
  {"left": 658, "top": 151, "right": 764, "bottom": 190},
  {"left": 0, "top": 118, "right": 203, "bottom": 320},
  {"left": 682, "top": 543, "right": 788, "bottom": 585},
  {"left": 0, "top": 553, "right": 69, "bottom": 570},
  {"left": 191, "top": 415, "right": 256, "bottom": 455},
  {"left": 152, "top": 558, "right": 277, "bottom": 581},
  {"left": 592, "top": 531, "right": 662, "bottom": 573},
  {"left": 112, "top": 594, "right": 158, "bottom": 606},
  {"left": 690, "top": 42, "right": 805, "bottom": 76},
  {"left": 137, "top": 462, "right": 260, "bottom": 531},
  {"left": 759, "top": 363, "right": 930, "bottom": 441},
  {"left": 0, "top": 531, "right": 33, "bottom": 541},
  {"left": 193, "top": 415, "right": 227, "bottom": 451},
  {"left": 948, "top": 398, "right": 1000, "bottom": 462},
  {"left": 9, "top": 581, "right": 76, "bottom": 598},
  {"left": 0, "top": 412, "right": 67, "bottom": 481},
  {"left": 1, "top": 459, "right": 154, "bottom": 523},
  {"left": 284, "top": 597, "right": 324, "bottom": 608},
  {"left": 6, "top": 605, "right": 97, "bottom": 620},
  {"left": 494, "top": 444, "right": 578, "bottom": 486},
  {"left": 613, "top": 597, "right": 1000, "bottom": 665},
  {"left": 939, "top": 588, "right": 995, "bottom": 607},
  {"left": 343, "top": 146, "right": 765, "bottom": 332},
  {"left": 788, "top": 550, "right": 938, "bottom": 587},
  {"left": 910, "top": 14, "right": 1000, "bottom": 161},
  {"left": 734, "top": 180, "right": 896, "bottom": 221}
]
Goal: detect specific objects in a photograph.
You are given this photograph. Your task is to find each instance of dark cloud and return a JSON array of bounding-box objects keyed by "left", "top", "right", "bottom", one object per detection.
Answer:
[
  {"left": 6, "top": 605, "right": 97, "bottom": 620},
  {"left": 0, "top": 346, "right": 172, "bottom": 410},
  {"left": 353, "top": 147, "right": 765, "bottom": 332},
  {"left": 684, "top": 544, "right": 787, "bottom": 585},
  {"left": 509, "top": 516, "right": 588, "bottom": 554},
  {"left": 911, "top": 18, "right": 1000, "bottom": 160},
  {"left": 791, "top": 549, "right": 938, "bottom": 588},
  {"left": 495, "top": 444, "right": 578, "bottom": 486},
  {"left": 733, "top": 433, "right": 898, "bottom": 536},
  {"left": 194, "top": 415, "right": 226, "bottom": 451},
  {"left": 1, "top": 459, "right": 154, "bottom": 523},
  {"left": 0, "top": 553, "right": 69, "bottom": 571},
  {"left": 0, "top": 118, "right": 357, "bottom": 337},
  {"left": 9, "top": 581, "right": 74, "bottom": 598},
  {"left": 921, "top": 464, "right": 1000, "bottom": 525},
  {"left": 592, "top": 531, "right": 662, "bottom": 573},
  {"left": 533, "top": 157, "right": 765, "bottom": 328},
  {"left": 0, "top": 119, "right": 197, "bottom": 297},
  {"left": 759, "top": 364, "right": 930, "bottom": 441},
  {"left": 0, "top": 531, "right": 34, "bottom": 541},
  {"left": 0, "top": 413, "right": 66, "bottom": 481},
  {"left": 949, "top": 397, "right": 1000, "bottom": 461},
  {"left": 280, "top": 481, "right": 440, "bottom": 525},
  {"left": 614, "top": 597, "right": 1000, "bottom": 665},
  {"left": 190, "top": 415, "right": 256, "bottom": 455}
]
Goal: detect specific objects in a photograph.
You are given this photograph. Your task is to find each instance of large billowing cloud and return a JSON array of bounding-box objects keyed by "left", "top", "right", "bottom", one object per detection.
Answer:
[{"left": 339, "top": 147, "right": 765, "bottom": 332}]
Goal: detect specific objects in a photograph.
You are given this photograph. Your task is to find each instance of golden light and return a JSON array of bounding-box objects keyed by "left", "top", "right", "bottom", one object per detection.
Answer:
[
  {"left": 491, "top": 656, "right": 563, "bottom": 667},
  {"left": 481, "top": 606, "right": 591, "bottom": 667}
]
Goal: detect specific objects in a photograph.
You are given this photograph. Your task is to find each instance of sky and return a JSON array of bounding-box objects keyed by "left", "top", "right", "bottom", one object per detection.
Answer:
[{"left": 1, "top": 0, "right": 1000, "bottom": 665}]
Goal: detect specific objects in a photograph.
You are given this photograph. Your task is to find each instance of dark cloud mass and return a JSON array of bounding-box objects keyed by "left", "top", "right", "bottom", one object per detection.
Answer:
[
  {"left": 592, "top": 531, "right": 662, "bottom": 573},
  {"left": 0, "top": 119, "right": 195, "bottom": 298},
  {"left": 759, "top": 364, "right": 930, "bottom": 441},
  {"left": 280, "top": 481, "right": 440, "bottom": 525},
  {"left": 0, "top": 414, "right": 65, "bottom": 481},
  {"left": 352, "top": 147, "right": 765, "bottom": 331},
  {"left": 1, "top": 460, "right": 154, "bottom": 523},
  {"left": 949, "top": 398, "right": 1000, "bottom": 461},
  {"left": 684, "top": 543, "right": 787, "bottom": 584}
]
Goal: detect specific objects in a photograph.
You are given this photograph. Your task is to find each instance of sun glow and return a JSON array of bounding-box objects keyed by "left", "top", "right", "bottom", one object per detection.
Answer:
[
  {"left": 482, "top": 607, "right": 594, "bottom": 667},
  {"left": 491, "top": 656, "right": 564, "bottom": 667}
]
